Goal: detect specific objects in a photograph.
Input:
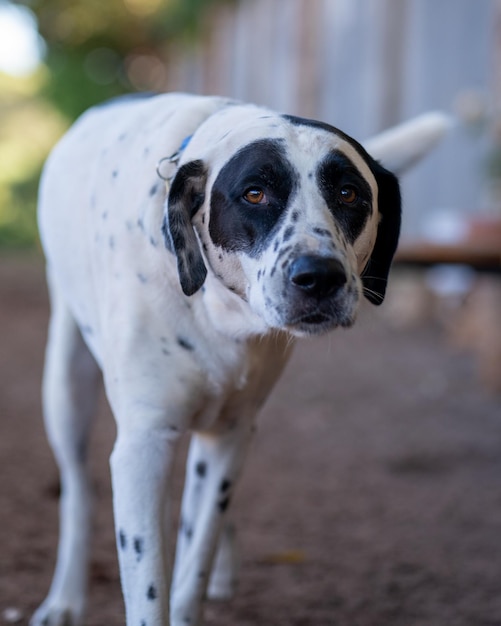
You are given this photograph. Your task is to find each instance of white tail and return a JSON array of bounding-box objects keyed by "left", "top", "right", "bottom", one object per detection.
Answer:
[{"left": 364, "top": 112, "right": 453, "bottom": 174}]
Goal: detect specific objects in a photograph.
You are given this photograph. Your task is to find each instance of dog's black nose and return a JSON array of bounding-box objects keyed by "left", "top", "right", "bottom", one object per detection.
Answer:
[{"left": 289, "top": 255, "right": 347, "bottom": 298}]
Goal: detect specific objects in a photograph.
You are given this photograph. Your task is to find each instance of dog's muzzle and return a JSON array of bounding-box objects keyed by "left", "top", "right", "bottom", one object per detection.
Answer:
[{"left": 281, "top": 253, "right": 357, "bottom": 334}]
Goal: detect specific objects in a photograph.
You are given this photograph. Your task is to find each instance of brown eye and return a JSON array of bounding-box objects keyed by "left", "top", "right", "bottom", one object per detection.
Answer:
[
  {"left": 244, "top": 189, "right": 266, "bottom": 204},
  {"left": 340, "top": 186, "right": 358, "bottom": 204}
]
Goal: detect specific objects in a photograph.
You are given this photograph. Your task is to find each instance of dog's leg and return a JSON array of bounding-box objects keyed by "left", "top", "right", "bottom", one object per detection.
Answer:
[
  {"left": 206, "top": 520, "right": 238, "bottom": 601},
  {"left": 171, "top": 418, "right": 254, "bottom": 625},
  {"left": 110, "top": 425, "right": 180, "bottom": 626},
  {"left": 31, "top": 277, "right": 100, "bottom": 626}
]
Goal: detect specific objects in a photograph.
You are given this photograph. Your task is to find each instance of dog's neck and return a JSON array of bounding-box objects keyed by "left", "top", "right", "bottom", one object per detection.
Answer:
[{"left": 199, "top": 270, "right": 272, "bottom": 340}]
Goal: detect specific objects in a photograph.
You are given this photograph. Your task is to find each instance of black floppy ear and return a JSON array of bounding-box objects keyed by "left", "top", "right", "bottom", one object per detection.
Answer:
[
  {"left": 362, "top": 159, "right": 402, "bottom": 305},
  {"left": 162, "top": 160, "right": 208, "bottom": 296}
]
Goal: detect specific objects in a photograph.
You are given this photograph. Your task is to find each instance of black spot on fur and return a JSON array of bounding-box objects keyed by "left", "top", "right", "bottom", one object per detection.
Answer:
[
  {"left": 220, "top": 479, "right": 231, "bottom": 493},
  {"left": 283, "top": 226, "right": 294, "bottom": 242},
  {"left": 147, "top": 585, "right": 157, "bottom": 600},
  {"left": 177, "top": 336, "right": 194, "bottom": 351},
  {"left": 219, "top": 496, "right": 231, "bottom": 512},
  {"left": 149, "top": 183, "right": 159, "bottom": 197},
  {"left": 137, "top": 273, "right": 148, "bottom": 284},
  {"left": 112, "top": 170, "right": 118, "bottom": 178},
  {"left": 137, "top": 218, "right": 145, "bottom": 231},
  {"left": 313, "top": 226, "right": 331, "bottom": 238},
  {"left": 276, "top": 245, "right": 292, "bottom": 262},
  {"left": 118, "top": 529, "right": 127, "bottom": 550},
  {"left": 195, "top": 461, "right": 207, "bottom": 478},
  {"left": 291, "top": 210, "right": 299, "bottom": 222},
  {"left": 134, "top": 536, "right": 144, "bottom": 560}
]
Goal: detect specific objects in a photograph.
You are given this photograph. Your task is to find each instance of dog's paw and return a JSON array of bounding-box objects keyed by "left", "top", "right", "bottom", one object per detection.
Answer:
[{"left": 30, "top": 602, "right": 81, "bottom": 626}]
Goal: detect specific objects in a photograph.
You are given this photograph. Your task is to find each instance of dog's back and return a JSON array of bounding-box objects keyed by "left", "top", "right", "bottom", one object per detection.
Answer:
[{"left": 38, "top": 93, "right": 228, "bottom": 364}]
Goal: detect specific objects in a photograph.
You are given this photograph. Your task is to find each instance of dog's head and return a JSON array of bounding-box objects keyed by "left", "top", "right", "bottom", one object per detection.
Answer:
[{"left": 163, "top": 107, "right": 401, "bottom": 336}]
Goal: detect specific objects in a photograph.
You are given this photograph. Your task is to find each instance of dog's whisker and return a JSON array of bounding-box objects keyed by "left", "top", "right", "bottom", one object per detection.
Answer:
[{"left": 362, "top": 286, "right": 385, "bottom": 303}]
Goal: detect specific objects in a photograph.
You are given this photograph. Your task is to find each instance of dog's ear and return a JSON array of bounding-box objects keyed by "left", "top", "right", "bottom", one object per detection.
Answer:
[
  {"left": 362, "top": 159, "right": 402, "bottom": 305},
  {"left": 360, "top": 112, "right": 450, "bottom": 304},
  {"left": 162, "top": 160, "right": 208, "bottom": 296}
]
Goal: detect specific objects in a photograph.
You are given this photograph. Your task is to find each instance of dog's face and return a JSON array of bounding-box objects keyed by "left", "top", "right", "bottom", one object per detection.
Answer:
[{"left": 164, "top": 110, "right": 401, "bottom": 336}]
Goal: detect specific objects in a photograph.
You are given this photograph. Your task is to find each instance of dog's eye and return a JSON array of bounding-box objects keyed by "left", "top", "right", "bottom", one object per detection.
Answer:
[
  {"left": 243, "top": 188, "right": 266, "bottom": 205},
  {"left": 339, "top": 185, "right": 358, "bottom": 204}
]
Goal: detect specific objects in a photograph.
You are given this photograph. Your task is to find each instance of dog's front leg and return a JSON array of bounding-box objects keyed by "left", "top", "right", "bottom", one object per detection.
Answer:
[
  {"left": 110, "top": 426, "right": 180, "bottom": 626},
  {"left": 171, "top": 417, "right": 254, "bottom": 625}
]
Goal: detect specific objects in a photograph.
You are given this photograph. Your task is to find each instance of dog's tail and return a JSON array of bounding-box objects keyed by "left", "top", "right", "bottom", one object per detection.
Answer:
[{"left": 364, "top": 112, "right": 453, "bottom": 175}]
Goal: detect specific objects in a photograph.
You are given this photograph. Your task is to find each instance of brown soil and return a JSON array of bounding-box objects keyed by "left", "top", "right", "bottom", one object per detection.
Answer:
[{"left": 1, "top": 255, "right": 501, "bottom": 626}]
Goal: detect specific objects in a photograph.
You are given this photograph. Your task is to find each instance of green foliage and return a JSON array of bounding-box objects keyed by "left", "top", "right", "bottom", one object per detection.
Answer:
[
  {"left": 12, "top": 0, "right": 235, "bottom": 119},
  {"left": 0, "top": 176, "right": 40, "bottom": 249},
  {"left": 1, "top": 0, "right": 233, "bottom": 249},
  {"left": 0, "top": 70, "right": 68, "bottom": 249},
  {"left": 41, "top": 46, "right": 125, "bottom": 120}
]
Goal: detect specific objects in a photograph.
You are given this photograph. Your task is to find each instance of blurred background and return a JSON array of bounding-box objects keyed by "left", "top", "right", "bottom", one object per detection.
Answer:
[
  {"left": 1, "top": 3, "right": 501, "bottom": 624},
  {"left": 1, "top": 0, "right": 500, "bottom": 244}
]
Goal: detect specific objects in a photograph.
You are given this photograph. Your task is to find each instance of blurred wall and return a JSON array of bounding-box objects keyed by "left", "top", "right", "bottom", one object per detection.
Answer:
[{"left": 162, "top": 0, "right": 499, "bottom": 238}]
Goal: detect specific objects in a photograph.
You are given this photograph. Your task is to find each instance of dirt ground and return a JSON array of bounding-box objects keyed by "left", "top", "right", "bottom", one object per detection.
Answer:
[{"left": 1, "top": 254, "right": 501, "bottom": 626}]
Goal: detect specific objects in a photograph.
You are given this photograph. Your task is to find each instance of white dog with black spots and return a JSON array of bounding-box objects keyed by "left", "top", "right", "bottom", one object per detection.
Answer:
[{"left": 31, "top": 93, "right": 448, "bottom": 626}]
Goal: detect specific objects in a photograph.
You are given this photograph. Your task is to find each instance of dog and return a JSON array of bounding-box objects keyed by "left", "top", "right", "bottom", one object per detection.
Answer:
[{"left": 31, "top": 93, "right": 448, "bottom": 626}]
